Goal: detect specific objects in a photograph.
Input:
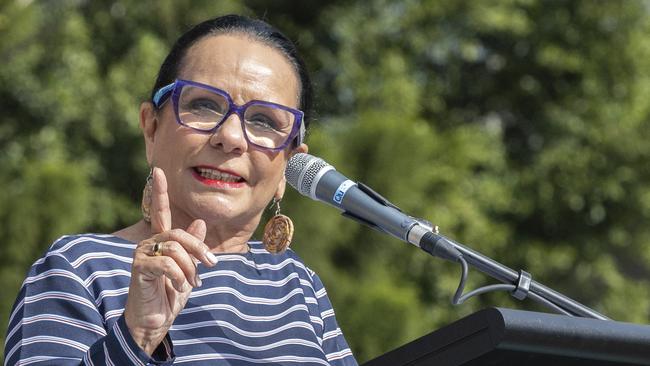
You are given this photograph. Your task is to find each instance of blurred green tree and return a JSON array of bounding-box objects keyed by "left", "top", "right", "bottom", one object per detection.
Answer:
[
  {"left": 2, "top": 0, "right": 650, "bottom": 363},
  {"left": 0, "top": 0, "right": 249, "bottom": 356},
  {"left": 273, "top": 0, "right": 650, "bottom": 361}
]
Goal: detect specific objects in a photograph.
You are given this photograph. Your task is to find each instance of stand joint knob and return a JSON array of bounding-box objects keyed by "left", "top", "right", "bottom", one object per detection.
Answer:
[{"left": 512, "top": 270, "right": 532, "bottom": 300}]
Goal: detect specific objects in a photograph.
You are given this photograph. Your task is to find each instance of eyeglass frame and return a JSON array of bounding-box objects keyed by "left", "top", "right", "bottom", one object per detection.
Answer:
[{"left": 152, "top": 79, "right": 306, "bottom": 152}]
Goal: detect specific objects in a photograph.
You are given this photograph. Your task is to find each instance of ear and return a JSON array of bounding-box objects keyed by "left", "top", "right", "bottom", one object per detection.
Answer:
[
  {"left": 294, "top": 143, "right": 308, "bottom": 155},
  {"left": 140, "top": 102, "right": 158, "bottom": 165},
  {"left": 274, "top": 174, "right": 287, "bottom": 201}
]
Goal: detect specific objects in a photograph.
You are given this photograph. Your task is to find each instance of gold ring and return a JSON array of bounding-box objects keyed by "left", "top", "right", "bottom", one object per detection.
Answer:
[{"left": 152, "top": 242, "right": 163, "bottom": 256}]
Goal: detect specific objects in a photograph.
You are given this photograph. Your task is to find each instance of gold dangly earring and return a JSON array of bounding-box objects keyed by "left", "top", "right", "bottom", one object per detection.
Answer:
[
  {"left": 141, "top": 168, "right": 153, "bottom": 223},
  {"left": 262, "top": 198, "right": 294, "bottom": 253}
]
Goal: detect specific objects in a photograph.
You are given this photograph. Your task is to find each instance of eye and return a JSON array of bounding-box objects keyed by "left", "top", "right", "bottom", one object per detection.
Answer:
[
  {"left": 246, "top": 113, "right": 280, "bottom": 131},
  {"left": 184, "top": 98, "right": 225, "bottom": 115}
]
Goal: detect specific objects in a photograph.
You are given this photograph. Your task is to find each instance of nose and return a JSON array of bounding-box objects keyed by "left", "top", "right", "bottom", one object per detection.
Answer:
[{"left": 209, "top": 113, "right": 248, "bottom": 154}]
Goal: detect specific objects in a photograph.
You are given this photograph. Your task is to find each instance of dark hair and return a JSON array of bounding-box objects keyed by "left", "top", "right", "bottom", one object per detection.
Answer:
[{"left": 150, "top": 14, "right": 313, "bottom": 128}]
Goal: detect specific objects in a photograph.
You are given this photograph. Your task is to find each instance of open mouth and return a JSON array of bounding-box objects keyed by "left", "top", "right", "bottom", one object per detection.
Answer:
[{"left": 192, "top": 166, "right": 246, "bottom": 185}]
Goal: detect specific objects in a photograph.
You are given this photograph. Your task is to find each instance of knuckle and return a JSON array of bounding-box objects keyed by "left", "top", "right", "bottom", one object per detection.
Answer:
[
  {"left": 169, "top": 228, "right": 184, "bottom": 238},
  {"left": 163, "top": 241, "right": 174, "bottom": 252},
  {"left": 166, "top": 241, "right": 182, "bottom": 255},
  {"left": 160, "top": 257, "right": 174, "bottom": 272}
]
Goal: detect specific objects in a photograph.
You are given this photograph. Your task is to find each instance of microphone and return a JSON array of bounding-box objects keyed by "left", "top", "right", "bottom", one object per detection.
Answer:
[
  {"left": 285, "top": 153, "right": 461, "bottom": 261},
  {"left": 286, "top": 154, "right": 613, "bottom": 320}
]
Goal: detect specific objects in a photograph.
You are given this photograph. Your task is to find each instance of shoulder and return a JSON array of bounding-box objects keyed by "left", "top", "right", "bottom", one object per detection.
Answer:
[
  {"left": 42, "top": 233, "right": 136, "bottom": 262},
  {"left": 19, "top": 234, "right": 136, "bottom": 303},
  {"left": 30, "top": 234, "right": 136, "bottom": 279},
  {"left": 248, "top": 241, "right": 316, "bottom": 277}
]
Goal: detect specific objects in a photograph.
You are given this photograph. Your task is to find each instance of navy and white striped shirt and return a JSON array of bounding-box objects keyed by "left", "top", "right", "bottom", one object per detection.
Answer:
[{"left": 4, "top": 234, "right": 357, "bottom": 365}]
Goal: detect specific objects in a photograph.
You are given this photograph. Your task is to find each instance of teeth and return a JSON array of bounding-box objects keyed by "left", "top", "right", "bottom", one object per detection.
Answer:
[{"left": 196, "top": 168, "right": 242, "bottom": 182}]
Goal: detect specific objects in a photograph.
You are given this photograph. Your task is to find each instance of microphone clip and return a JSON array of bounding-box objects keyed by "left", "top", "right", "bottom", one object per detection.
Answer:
[
  {"left": 341, "top": 181, "right": 440, "bottom": 238},
  {"left": 340, "top": 181, "right": 398, "bottom": 234},
  {"left": 356, "top": 182, "right": 402, "bottom": 211}
]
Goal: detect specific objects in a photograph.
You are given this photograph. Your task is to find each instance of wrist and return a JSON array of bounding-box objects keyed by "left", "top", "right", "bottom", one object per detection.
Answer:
[
  {"left": 124, "top": 312, "right": 168, "bottom": 356},
  {"left": 128, "top": 325, "right": 167, "bottom": 356}
]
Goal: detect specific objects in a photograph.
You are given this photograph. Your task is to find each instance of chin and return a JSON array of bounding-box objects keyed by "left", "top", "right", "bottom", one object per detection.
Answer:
[{"left": 191, "top": 199, "right": 252, "bottom": 224}]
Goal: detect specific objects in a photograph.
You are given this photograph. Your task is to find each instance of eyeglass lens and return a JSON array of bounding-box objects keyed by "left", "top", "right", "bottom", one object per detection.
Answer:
[{"left": 177, "top": 85, "right": 295, "bottom": 149}]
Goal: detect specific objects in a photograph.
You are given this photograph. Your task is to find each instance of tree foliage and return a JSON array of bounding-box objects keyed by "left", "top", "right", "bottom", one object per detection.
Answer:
[{"left": 2, "top": 0, "right": 650, "bottom": 363}]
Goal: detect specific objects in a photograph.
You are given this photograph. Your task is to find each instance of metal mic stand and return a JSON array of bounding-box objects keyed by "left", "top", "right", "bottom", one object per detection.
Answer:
[
  {"left": 341, "top": 181, "right": 608, "bottom": 320},
  {"left": 416, "top": 228, "right": 609, "bottom": 320}
]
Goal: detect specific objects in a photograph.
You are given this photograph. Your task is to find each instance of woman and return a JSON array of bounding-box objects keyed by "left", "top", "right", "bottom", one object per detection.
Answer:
[{"left": 5, "top": 15, "right": 357, "bottom": 365}]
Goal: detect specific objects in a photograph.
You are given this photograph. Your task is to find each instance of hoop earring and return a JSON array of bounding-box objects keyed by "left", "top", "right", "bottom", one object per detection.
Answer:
[
  {"left": 262, "top": 198, "right": 294, "bottom": 253},
  {"left": 141, "top": 168, "right": 153, "bottom": 223}
]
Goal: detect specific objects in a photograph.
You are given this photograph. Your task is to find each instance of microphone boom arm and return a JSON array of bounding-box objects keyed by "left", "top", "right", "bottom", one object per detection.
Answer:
[
  {"left": 345, "top": 182, "right": 609, "bottom": 320},
  {"left": 417, "top": 231, "right": 610, "bottom": 320},
  {"left": 285, "top": 153, "right": 608, "bottom": 320}
]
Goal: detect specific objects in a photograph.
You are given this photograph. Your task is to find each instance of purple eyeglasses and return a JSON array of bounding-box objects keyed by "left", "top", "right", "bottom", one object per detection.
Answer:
[{"left": 153, "top": 79, "right": 305, "bottom": 151}]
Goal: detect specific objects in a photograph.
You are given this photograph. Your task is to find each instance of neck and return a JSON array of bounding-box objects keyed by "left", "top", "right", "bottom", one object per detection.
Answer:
[
  {"left": 203, "top": 221, "right": 254, "bottom": 254},
  {"left": 170, "top": 206, "right": 260, "bottom": 254}
]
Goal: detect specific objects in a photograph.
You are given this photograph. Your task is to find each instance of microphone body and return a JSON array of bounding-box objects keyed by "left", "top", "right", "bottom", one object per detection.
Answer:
[{"left": 312, "top": 169, "right": 419, "bottom": 242}]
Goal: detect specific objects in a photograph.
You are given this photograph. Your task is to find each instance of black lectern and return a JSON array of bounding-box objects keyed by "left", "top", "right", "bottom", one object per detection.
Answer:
[{"left": 362, "top": 307, "right": 650, "bottom": 366}]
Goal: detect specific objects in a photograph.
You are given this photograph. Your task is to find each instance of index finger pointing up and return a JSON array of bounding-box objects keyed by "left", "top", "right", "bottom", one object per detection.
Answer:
[{"left": 150, "top": 167, "right": 172, "bottom": 234}]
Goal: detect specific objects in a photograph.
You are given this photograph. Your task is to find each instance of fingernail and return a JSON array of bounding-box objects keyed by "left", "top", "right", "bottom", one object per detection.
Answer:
[
  {"left": 205, "top": 251, "right": 218, "bottom": 266},
  {"left": 195, "top": 273, "right": 202, "bottom": 287}
]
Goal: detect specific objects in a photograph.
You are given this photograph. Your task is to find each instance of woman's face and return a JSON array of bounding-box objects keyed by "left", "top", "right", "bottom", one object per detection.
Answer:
[{"left": 141, "top": 34, "right": 307, "bottom": 230}]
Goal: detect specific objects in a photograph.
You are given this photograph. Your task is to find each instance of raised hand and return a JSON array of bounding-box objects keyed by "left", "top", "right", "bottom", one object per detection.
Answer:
[{"left": 124, "top": 167, "right": 218, "bottom": 355}]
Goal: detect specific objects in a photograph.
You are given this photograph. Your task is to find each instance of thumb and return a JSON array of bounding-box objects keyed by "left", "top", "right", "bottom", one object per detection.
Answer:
[{"left": 186, "top": 219, "right": 207, "bottom": 242}]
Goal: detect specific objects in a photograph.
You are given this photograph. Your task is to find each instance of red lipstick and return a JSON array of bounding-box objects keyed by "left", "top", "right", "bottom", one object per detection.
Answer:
[{"left": 192, "top": 166, "right": 246, "bottom": 188}]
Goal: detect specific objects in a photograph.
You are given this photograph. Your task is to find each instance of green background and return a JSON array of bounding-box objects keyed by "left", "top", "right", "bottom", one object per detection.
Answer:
[{"left": 2, "top": 0, "right": 650, "bottom": 363}]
